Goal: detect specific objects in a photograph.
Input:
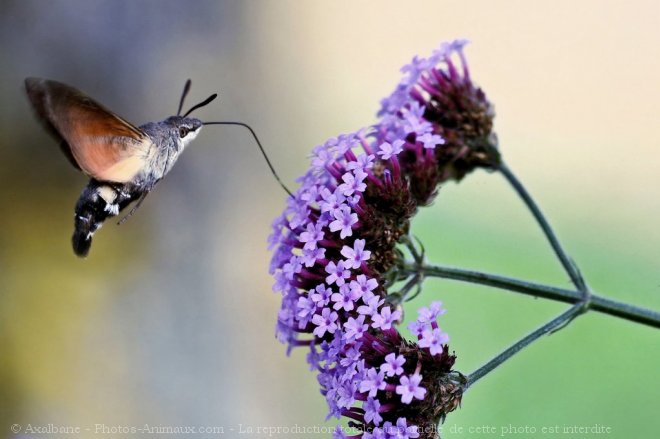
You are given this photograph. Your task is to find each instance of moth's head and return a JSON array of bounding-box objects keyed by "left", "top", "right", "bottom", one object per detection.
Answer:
[
  {"left": 163, "top": 116, "right": 203, "bottom": 148},
  {"left": 160, "top": 79, "right": 218, "bottom": 149}
]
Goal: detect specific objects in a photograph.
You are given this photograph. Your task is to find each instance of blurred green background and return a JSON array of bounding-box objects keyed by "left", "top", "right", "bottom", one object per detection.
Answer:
[{"left": 0, "top": 0, "right": 658, "bottom": 437}]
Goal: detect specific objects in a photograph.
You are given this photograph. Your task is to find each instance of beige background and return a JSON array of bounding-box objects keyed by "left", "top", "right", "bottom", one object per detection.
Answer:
[{"left": 0, "top": 1, "right": 658, "bottom": 437}]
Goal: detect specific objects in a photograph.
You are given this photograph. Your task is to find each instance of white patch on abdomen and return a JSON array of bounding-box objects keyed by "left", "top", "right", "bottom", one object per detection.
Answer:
[
  {"left": 97, "top": 186, "right": 118, "bottom": 204},
  {"left": 97, "top": 185, "right": 120, "bottom": 216},
  {"left": 104, "top": 203, "right": 120, "bottom": 215}
]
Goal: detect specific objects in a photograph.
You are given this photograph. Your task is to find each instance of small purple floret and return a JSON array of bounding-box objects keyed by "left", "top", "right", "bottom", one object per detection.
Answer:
[{"left": 396, "top": 373, "right": 427, "bottom": 404}]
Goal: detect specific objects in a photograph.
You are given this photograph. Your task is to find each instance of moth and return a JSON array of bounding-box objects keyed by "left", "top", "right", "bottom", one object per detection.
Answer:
[{"left": 25, "top": 78, "right": 290, "bottom": 257}]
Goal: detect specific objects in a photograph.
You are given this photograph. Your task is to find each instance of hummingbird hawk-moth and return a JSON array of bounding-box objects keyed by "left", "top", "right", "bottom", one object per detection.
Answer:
[{"left": 25, "top": 78, "right": 290, "bottom": 257}]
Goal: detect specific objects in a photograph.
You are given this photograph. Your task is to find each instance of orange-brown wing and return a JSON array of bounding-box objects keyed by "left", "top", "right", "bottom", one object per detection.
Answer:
[{"left": 25, "top": 77, "right": 152, "bottom": 183}]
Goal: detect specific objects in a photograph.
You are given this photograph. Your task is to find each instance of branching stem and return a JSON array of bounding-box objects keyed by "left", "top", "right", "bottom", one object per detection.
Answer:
[
  {"left": 466, "top": 305, "right": 585, "bottom": 387},
  {"left": 499, "top": 162, "right": 588, "bottom": 293},
  {"left": 393, "top": 161, "right": 659, "bottom": 387},
  {"left": 399, "top": 263, "right": 660, "bottom": 329}
]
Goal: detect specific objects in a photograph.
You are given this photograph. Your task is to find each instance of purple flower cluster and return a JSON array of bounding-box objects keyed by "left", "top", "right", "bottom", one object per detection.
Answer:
[
  {"left": 378, "top": 39, "right": 499, "bottom": 201},
  {"left": 270, "top": 40, "right": 494, "bottom": 438}
]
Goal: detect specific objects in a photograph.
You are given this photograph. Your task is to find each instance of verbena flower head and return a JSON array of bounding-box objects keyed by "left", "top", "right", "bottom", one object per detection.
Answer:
[
  {"left": 269, "top": 40, "right": 488, "bottom": 438},
  {"left": 379, "top": 39, "right": 499, "bottom": 198}
]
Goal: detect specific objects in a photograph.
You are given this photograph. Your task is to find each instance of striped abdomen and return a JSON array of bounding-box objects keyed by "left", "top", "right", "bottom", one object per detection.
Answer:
[{"left": 72, "top": 180, "right": 137, "bottom": 257}]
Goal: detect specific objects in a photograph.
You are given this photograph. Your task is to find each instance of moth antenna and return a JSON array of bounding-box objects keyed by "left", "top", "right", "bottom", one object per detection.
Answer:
[
  {"left": 203, "top": 121, "right": 293, "bottom": 197},
  {"left": 183, "top": 94, "right": 218, "bottom": 117},
  {"left": 177, "top": 79, "right": 192, "bottom": 116},
  {"left": 117, "top": 191, "right": 150, "bottom": 225}
]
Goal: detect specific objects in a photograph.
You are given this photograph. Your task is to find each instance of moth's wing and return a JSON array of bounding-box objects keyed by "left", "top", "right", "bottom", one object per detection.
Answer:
[
  {"left": 25, "top": 80, "right": 82, "bottom": 170},
  {"left": 25, "top": 77, "right": 152, "bottom": 183}
]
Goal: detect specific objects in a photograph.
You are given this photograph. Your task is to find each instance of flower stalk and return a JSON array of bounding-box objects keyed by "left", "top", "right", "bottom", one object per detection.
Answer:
[
  {"left": 466, "top": 304, "right": 587, "bottom": 387},
  {"left": 498, "top": 162, "right": 588, "bottom": 293},
  {"left": 397, "top": 262, "right": 660, "bottom": 329}
]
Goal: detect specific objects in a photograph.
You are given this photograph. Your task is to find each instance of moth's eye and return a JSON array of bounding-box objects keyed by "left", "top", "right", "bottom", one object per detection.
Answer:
[{"left": 179, "top": 127, "right": 190, "bottom": 138}]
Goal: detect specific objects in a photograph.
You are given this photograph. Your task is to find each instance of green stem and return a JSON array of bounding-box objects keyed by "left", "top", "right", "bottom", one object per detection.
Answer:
[
  {"left": 401, "top": 263, "right": 660, "bottom": 329},
  {"left": 467, "top": 305, "right": 585, "bottom": 387},
  {"left": 499, "top": 162, "right": 587, "bottom": 292}
]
